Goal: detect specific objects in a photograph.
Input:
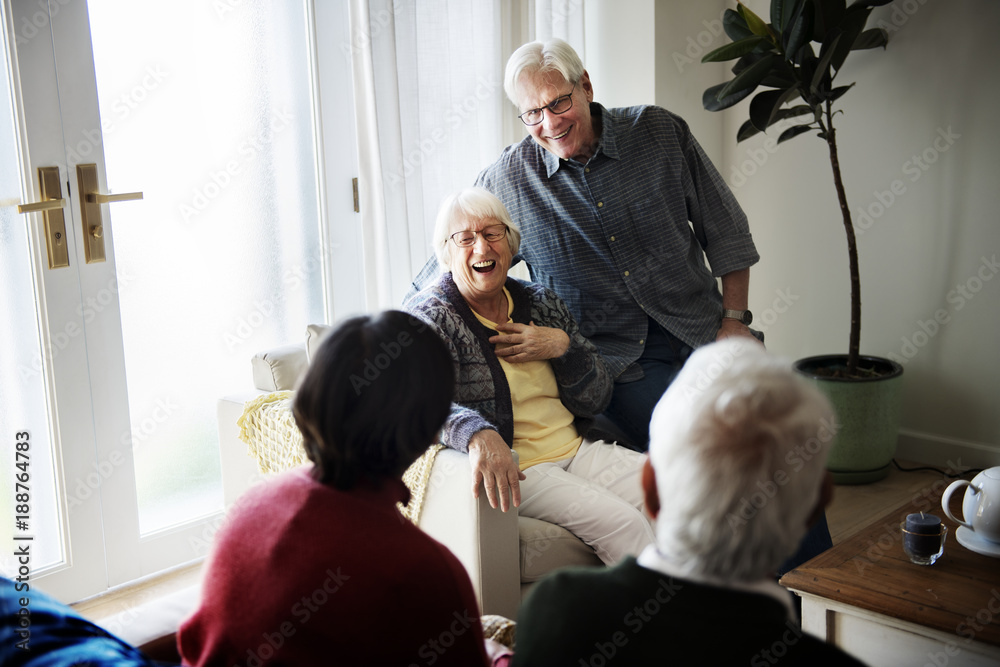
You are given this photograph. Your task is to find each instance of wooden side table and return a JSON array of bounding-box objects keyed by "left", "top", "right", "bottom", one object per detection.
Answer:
[{"left": 781, "top": 481, "right": 1000, "bottom": 666}]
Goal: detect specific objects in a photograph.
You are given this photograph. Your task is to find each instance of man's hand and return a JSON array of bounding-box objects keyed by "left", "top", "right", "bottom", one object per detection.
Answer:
[
  {"left": 716, "top": 318, "right": 762, "bottom": 343},
  {"left": 490, "top": 321, "right": 570, "bottom": 363},
  {"left": 467, "top": 430, "right": 525, "bottom": 513}
]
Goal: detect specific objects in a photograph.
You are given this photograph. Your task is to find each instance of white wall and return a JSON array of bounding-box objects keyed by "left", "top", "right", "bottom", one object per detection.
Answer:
[
  {"left": 652, "top": 1, "right": 728, "bottom": 165},
  {"left": 585, "top": 0, "right": 726, "bottom": 163},
  {"left": 668, "top": 1, "right": 999, "bottom": 467},
  {"left": 583, "top": 0, "right": 656, "bottom": 107}
]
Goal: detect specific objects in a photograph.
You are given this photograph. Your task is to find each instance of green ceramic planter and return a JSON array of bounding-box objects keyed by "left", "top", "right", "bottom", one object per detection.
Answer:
[{"left": 793, "top": 355, "right": 904, "bottom": 485}]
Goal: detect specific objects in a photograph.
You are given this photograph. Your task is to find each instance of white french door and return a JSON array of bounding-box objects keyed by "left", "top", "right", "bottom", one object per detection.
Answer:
[{"left": 1, "top": 0, "right": 355, "bottom": 603}]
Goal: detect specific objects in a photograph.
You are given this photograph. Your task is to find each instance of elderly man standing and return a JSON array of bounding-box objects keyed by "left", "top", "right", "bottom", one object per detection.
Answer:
[
  {"left": 412, "top": 38, "right": 759, "bottom": 452},
  {"left": 511, "top": 339, "right": 866, "bottom": 666}
]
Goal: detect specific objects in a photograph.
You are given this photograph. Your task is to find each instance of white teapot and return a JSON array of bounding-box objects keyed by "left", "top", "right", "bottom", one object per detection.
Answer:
[{"left": 942, "top": 467, "right": 1000, "bottom": 552}]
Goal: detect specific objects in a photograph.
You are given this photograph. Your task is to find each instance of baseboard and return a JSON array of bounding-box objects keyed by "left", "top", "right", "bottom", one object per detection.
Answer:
[{"left": 896, "top": 429, "right": 1000, "bottom": 472}]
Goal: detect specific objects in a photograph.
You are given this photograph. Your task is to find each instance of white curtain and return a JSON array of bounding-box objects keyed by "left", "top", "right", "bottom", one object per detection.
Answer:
[
  {"left": 532, "top": 0, "right": 586, "bottom": 46},
  {"left": 350, "top": 0, "right": 585, "bottom": 308}
]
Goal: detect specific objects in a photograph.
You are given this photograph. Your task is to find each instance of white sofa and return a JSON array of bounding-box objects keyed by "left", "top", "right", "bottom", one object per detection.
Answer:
[{"left": 217, "top": 332, "right": 602, "bottom": 621}]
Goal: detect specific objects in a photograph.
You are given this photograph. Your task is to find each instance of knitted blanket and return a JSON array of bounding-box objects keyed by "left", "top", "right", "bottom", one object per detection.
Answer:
[{"left": 237, "top": 392, "right": 442, "bottom": 524}]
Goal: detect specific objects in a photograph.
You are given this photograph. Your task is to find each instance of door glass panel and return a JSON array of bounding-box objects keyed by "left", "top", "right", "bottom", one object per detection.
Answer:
[
  {"left": 87, "top": 1, "right": 324, "bottom": 533},
  {"left": 0, "top": 18, "right": 62, "bottom": 573}
]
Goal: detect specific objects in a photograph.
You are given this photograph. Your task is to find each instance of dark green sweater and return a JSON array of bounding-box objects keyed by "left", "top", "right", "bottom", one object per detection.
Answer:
[{"left": 513, "top": 557, "right": 867, "bottom": 666}]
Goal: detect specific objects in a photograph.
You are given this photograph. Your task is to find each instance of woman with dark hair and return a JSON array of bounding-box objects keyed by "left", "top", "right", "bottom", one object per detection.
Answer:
[{"left": 179, "top": 311, "right": 508, "bottom": 666}]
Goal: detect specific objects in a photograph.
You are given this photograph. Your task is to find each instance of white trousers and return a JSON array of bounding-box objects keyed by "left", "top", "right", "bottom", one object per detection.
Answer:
[{"left": 518, "top": 439, "right": 655, "bottom": 565}]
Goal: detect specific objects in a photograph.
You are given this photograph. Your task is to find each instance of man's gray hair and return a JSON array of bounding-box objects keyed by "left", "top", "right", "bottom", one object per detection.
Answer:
[
  {"left": 648, "top": 338, "right": 836, "bottom": 582},
  {"left": 504, "top": 38, "right": 585, "bottom": 108},
  {"left": 433, "top": 187, "right": 521, "bottom": 270}
]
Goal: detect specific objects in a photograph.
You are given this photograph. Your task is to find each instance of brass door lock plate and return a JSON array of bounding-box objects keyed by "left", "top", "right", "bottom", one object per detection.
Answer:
[
  {"left": 76, "top": 163, "right": 143, "bottom": 264},
  {"left": 17, "top": 166, "right": 69, "bottom": 269},
  {"left": 77, "top": 163, "right": 106, "bottom": 263}
]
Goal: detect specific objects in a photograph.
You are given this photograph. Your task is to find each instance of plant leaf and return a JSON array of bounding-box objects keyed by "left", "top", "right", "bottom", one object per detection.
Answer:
[
  {"left": 703, "top": 82, "right": 754, "bottom": 112},
  {"left": 771, "top": 105, "right": 815, "bottom": 131},
  {"left": 772, "top": 87, "right": 809, "bottom": 124},
  {"left": 737, "top": 119, "right": 761, "bottom": 142},
  {"left": 702, "top": 35, "right": 765, "bottom": 63},
  {"left": 777, "top": 123, "right": 816, "bottom": 144},
  {"left": 798, "top": 50, "right": 817, "bottom": 92},
  {"left": 733, "top": 51, "right": 767, "bottom": 76},
  {"left": 826, "top": 83, "right": 854, "bottom": 102},
  {"left": 773, "top": 104, "right": 813, "bottom": 121},
  {"left": 749, "top": 89, "right": 785, "bottom": 131},
  {"left": 748, "top": 86, "right": 804, "bottom": 131},
  {"left": 762, "top": 70, "right": 796, "bottom": 88},
  {"left": 852, "top": 27, "right": 888, "bottom": 50},
  {"left": 813, "top": 0, "right": 847, "bottom": 42},
  {"left": 811, "top": 33, "right": 842, "bottom": 94},
  {"left": 784, "top": 0, "right": 815, "bottom": 61},
  {"left": 738, "top": 1, "right": 772, "bottom": 39},
  {"left": 828, "top": 8, "right": 871, "bottom": 73},
  {"left": 793, "top": 41, "right": 815, "bottom": 66},
  {"left": 772, "top": 0, "right": 803, "bottom": 32},
  {"left": 772, "top": 0, "right": 785, "bottom": 30},
  {"left": 723, "top": 8, "right": 754, "bottom": 41},
  {"left": 718, "top": 53, "right": 778, "bottom": 101}
]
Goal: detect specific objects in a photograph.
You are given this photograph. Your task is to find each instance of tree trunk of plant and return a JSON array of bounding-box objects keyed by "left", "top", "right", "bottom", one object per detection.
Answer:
[{"left": 825, "top": 104, "right": 861, "bottom": 376}]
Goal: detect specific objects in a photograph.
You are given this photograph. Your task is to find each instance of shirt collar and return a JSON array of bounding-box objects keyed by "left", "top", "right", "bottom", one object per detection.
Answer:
[
  {"left": 541, "top": 102, "right": 619, "bottom": 178},
  {"left": 636, "top": 544, "right": 798, "bottom": 622}
]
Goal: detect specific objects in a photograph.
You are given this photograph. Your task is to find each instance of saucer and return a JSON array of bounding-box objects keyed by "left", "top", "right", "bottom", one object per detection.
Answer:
[{"left": 956, "top": 526, "right": 1000, "bottom": 558}]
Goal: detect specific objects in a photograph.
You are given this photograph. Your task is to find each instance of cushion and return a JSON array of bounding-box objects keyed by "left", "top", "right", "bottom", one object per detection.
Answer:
[
  {"left": 305, "top": 323, "right": 333, "bottom": 362},
  {"left": 481, "top": 614, "right": 516, "bottom": 650},
  {"left": 251, "top": 344, "right": 309, "bottom": 392},
  {"left": 518, "top": 516, "right": 602, "bottom": 582}
]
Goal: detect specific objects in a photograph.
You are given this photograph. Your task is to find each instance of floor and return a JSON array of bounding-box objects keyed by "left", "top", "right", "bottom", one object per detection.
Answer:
[{"left": 825, "top": 459, "right": 956, "bottom": 544}]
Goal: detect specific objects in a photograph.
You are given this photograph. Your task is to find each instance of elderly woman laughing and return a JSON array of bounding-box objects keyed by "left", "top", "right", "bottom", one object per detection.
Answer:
[{"left": 404, "top": 187, "right": 652, "bottom": 565}]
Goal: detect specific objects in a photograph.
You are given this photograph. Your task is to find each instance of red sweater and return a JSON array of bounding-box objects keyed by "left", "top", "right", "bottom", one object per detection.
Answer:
[{"left": 179, "top": 467, "right": 489, "bottom": 666}]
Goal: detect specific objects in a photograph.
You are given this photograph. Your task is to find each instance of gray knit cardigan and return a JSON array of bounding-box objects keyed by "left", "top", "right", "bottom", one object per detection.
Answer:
[{"left": 403, "top": 272, "right": 613, "bottom": 453}]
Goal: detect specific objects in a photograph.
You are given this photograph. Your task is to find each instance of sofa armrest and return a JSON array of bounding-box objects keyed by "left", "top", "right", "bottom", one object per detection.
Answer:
[
  {"left": 417, "top": 448, "right": 521, "bottom": 620},
  {"left": 218, "top": 392, "right": 271, "bottom": 507}
]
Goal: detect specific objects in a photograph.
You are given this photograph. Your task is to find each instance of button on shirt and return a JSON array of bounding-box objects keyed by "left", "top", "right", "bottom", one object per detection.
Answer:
[{"left": 476, "top": 104, "right": 758, "bottom": 382}]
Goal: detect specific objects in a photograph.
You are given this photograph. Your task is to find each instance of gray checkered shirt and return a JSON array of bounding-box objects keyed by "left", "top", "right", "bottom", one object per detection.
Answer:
[{"left": 412, "top": 103, "right": 758, "bottom": 382}]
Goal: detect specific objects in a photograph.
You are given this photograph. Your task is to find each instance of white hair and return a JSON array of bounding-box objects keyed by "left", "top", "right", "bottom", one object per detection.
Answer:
[
  {"left": 648, "top": 338, "right": 836, "bottom": 582},
  {"left": 432, "top": 187, "right": 521, "bottom": 270},
  {"left": 503, "top": 38, "right": 585, "bottom": 108}
]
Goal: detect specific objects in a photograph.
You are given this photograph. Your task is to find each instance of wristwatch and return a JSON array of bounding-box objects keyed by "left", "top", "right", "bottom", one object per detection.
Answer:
[{"left": 722, "top": 309, "right": 753, "bottom": 326}]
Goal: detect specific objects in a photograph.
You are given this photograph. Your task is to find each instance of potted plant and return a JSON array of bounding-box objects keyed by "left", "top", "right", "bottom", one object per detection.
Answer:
[{"left": 701, "top": 0, "right": 901, "bottom": 483}]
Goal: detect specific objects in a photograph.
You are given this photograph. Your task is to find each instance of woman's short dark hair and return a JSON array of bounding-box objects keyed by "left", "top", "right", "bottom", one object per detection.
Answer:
[{"left": 292, "top": 310, "right": 454, "bottom": 490}]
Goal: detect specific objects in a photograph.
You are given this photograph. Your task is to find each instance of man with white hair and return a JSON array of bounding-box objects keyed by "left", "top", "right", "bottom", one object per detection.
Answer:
[{"left": 511, "top": 339, "right": 865, "bottom": 666}]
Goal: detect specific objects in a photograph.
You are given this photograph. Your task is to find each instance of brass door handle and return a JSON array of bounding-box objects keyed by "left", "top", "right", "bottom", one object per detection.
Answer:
[
  {"left": 17, "top": 198, "right": 67, "bottom": 213},
  {"left": 18, "top": 167, "right": 69, "bottom": 269},
  {"left": 77, "top": 163, "right": 143, "bottom": 264},
  {"left": 86, "top": 191, "right": 143, "bottom": 204}
]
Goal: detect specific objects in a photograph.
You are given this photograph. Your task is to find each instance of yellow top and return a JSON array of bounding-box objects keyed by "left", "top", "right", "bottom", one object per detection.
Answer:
[{"left": 472, "top": 288, "right": 582, "bottom": 470}]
